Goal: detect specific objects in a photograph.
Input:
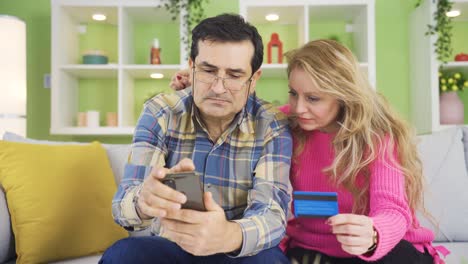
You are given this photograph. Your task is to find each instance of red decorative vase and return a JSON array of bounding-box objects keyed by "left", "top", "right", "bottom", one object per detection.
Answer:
[{"left": 439, "top": 91, "right": 464, "bottom": 124}]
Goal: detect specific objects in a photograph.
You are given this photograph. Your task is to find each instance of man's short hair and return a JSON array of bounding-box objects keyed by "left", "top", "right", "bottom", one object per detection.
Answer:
[{"left": 190, "top": 13, "right": 264, "bottom": 75}]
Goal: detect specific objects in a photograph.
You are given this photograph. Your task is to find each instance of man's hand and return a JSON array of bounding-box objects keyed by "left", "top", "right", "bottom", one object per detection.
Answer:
[
  {"left": 135, "top": 158, "right": 195, "bottom": 219},
  {"left": 161, "top": 192, "right": 243, "bottom": 256},
  {"left": 169, "top": 69, "right": 191, "bottom": 90},
  {"left": 328, "top": 214, "right": 376, "bottom": 256}
]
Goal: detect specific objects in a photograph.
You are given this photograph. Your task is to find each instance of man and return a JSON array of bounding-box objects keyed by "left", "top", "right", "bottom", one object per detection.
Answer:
[{"left": 100, "top": 13, "right": 292, "bottom": 263}]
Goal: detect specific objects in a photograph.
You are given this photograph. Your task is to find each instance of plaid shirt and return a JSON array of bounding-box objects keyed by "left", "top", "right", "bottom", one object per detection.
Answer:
[{"left": 112, "top": 88, "right": 292, "bottom": 256}]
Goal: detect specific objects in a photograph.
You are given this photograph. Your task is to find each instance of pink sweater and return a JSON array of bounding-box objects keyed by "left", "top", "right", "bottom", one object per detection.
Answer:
[{"left": 280, "top": 107, "right": 448, "bottom": 263}]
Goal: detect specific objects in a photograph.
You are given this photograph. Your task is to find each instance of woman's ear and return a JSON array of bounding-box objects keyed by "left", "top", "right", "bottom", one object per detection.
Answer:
[{"left": 188, "top": 58, "right": 193, "bottom": 69}]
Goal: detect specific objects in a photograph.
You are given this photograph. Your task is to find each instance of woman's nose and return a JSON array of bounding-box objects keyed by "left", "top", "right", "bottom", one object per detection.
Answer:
[{"left": 294, "top": 98, "right": 307, "bottom": 114}]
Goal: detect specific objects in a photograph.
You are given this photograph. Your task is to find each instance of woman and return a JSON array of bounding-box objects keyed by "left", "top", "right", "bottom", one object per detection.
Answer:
[
  {"left": 169, "top": 40, "right": 448, "bottom": 263},
  {"left": 278, "top": 40, "right": 448, "bottom": 264}
]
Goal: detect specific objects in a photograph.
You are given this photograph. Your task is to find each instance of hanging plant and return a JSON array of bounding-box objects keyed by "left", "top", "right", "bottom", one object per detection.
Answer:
[
  {"left": 415, "top": 0, "right": 454, "bottom": 64},
  {"left": 159, "top": 0, "right": 210, "bottom": 57}
]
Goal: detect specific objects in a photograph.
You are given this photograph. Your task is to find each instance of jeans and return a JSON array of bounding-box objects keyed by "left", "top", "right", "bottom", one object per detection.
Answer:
[{"left": 99, "top": 236, "right": 290, "bottom": 264}]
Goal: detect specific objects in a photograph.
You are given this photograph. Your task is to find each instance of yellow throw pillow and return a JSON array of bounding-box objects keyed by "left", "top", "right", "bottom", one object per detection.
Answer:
[{"left": 0, "top": 141, "right": 128, "bottom": 264}]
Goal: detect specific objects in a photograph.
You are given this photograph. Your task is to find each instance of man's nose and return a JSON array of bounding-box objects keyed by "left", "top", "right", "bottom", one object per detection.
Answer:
[{"left": 211, "top": 77, "right": 227, "bottom": 94}]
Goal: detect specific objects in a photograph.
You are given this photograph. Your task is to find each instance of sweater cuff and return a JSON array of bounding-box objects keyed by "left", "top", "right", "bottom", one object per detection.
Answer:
[
  {"left": 358, "top": 224, "right": 382, "bottom": 261},
  {"left": 358, "top": 212, "right": 408, "bottom": 262}
]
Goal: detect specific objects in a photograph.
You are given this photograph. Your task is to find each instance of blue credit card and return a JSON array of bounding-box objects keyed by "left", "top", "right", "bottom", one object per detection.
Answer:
[{"left": 293, "top": 191, "right": 339, "bottom": 218}]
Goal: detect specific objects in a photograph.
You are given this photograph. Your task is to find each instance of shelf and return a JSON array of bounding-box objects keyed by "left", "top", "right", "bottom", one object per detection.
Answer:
[
  {"left": 359, "top": 62, "right": 369, "bottom": 78},
  {"left": 436, "top": 124, "right": 468, "bottom": 132},
  {"left": 308, "top": 4, "right": 366, "bottom": 21},
  {"left": 243, "top": 0, "right": 370, "bottom": 23},
  {"left": 409, "top": 0, "right": 468, "bottom": 134},
  {"left": 242, "top": 3, "right": 307, "bottom": 64},
  {"left": 308, "top": 3, "right": 370, "bottom": 65},
  {"left": 52, "top": 0, "right": 189, "bottom": 135},
  {"left": 54, "top": 3, "right": 119, "bottom": 65},
  {"left": 52, "top": 0, "right": 374, "bottom": 135},
  {"left": 61, "top": 64, "right": 118, "bottom": 78},
  {"left": 260, "top": 64, "right": 288, "bottom": 78},
  {"left": 62, "top": 5, "right": 118, "bottom": 25},
  {"left": 123, "top": 64, "right": 182, "bottom": 79},
  {"left": 123, "top": 6, "right": 177, "bottom": 23},
  {"left": 240, "top": 0, "right": 375, "bottom": 87},
  {"left": 260, "top": 62, "right": 369, "bottom": 78},
  {"left": 441, "top": 61, "right": 468, "bottom": 72},
  {"left": 122, "top": 5, "right": 184, "bottom": 65},
  {"left": 60, "top": 64, "right": 187, "bottom": 79},
  {"left": 246, "top": 5, "right": 305, "bottom": 25},
  {"left": 452, "top": 1, "right": 468, "bottom": 22},
  {"left": 50, "top": 126, "right": 134, "bottom": 135}
]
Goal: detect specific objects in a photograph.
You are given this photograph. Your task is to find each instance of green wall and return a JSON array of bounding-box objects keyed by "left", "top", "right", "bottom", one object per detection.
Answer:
[
  {"left": 452, "top": 21, "right": 468, "bottom": 58},
  {"left": 0, "top": 0, "right": 441, "bottom": 143},
  {"left": 375, "top": 0, "right": 413, "bottom": 121}
]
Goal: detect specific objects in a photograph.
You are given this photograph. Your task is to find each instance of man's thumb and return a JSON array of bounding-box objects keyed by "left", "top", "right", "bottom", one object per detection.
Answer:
[{"left": 204, "top": 192, "right": 222, "bottom": 212}]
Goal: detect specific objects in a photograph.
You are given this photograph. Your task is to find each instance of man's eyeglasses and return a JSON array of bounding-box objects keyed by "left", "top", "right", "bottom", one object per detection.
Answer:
[{"left": 193, "top": 70, "right": 252, "bottom": 92}]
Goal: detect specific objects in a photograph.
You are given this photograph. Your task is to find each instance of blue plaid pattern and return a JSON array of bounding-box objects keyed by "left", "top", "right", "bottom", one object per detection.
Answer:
[{"left": 112, "top": 88, "right": 292, "bottom": 256}]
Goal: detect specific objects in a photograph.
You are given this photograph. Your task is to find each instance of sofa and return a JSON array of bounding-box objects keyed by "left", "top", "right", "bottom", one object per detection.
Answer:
[
  {"left": 0, "top": 127, "right": 467, "bottom": 263},
  {"left": 0, "top": 132, "right": 150, "bottom": 264}
]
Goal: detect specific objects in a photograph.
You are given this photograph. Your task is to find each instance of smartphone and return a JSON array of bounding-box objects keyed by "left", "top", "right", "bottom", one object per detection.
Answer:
[{"left": 162, "top": 171, "right": 206, "bottom": 211}]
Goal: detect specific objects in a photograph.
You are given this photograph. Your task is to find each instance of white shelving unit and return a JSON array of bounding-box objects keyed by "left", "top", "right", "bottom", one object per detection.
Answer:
[
  {"left": 409, "top": 0, "right": 468, "bottom": 134},
  {"left": 51, "top": 0, "right": 376, "bottom": 135},
  {"left": 239, "top": 0, "right": 376, "bottom": 88},
  {"left": 60, "top": 64, "right": 119, "bottom": 78},
  {"left": 51, "top": 0, "right": 188, "bottom": 135}
]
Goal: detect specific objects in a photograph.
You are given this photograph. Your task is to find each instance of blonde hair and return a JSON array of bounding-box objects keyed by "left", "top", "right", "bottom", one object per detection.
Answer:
[{"left": 285, "top": 40, "right": 425, "bottom": 219}]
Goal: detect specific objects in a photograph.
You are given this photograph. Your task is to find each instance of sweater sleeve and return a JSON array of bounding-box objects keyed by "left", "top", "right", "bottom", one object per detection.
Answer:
[
  {"left": 277, "top": 104, "right": 290, "bottom": 115},
  {"left": 359, "top": 137, "right": 412, "bottom": 261}
]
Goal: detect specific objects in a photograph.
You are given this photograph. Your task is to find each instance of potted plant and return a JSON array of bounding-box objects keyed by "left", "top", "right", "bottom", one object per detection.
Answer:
[{"left": 439, "top": 71, "right": 468, "bottom": 124}]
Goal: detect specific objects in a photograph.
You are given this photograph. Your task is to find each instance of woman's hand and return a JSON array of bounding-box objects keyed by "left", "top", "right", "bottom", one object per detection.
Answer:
[
  {"left": 169, "top": 69, "right": 191, "bottom": 90},
  {"left": 327, "top": 213, "right": 377, "bottom": 256}
]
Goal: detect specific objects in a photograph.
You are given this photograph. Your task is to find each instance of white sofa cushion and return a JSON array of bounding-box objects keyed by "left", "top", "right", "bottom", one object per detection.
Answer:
[
  {"left": 433, "top": 242, "right": 468, "bottom": 263},
  {"left": 0, "top": 189, "right": 14, "bottom": 263},
  {"left": 50, "top": 254, "right": 103, "bottom": 264},
  {"left": 462, "top": 126, "right": 468, "bottom": 172},
  {"left": 3, "top": 254, "right": 103, "bottom": 264},
  {"left": 417, "top": 127, "right": 468, "bottom": 242}
]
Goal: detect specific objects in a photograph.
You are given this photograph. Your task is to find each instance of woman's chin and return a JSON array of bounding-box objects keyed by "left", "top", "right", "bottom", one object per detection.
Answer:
[{"left": 298, "top": 123, "right": 317, "bottom": 131}]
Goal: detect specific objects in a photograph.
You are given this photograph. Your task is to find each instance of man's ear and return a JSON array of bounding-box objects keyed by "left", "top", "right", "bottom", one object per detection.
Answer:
[
  {"left": 248, "top": 69, "right": 262, "bottom": 94},
  {"left": 188, "top": 59, "right": 194, "bottom": 81}
]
